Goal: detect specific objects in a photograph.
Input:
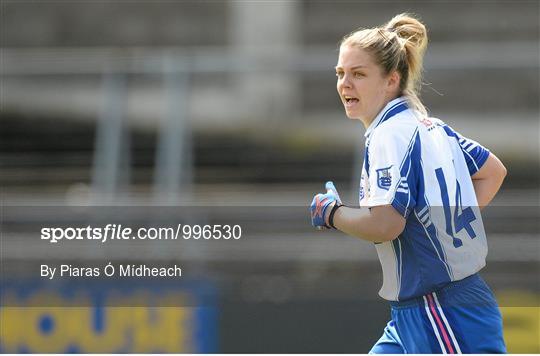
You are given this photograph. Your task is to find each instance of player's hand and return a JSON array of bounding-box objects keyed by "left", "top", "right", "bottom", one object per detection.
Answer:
[{"left": 310, "top": 181, "right": 342, "bottom": 229}]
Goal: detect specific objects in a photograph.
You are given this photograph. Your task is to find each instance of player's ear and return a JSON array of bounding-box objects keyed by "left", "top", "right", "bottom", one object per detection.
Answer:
[{"left": 386, "top": 70, "right": 401, "bottom": 94}]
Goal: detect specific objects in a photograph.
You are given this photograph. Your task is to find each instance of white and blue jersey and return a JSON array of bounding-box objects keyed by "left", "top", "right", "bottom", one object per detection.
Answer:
[
  {"left": 359, "top": 97, "right": 491, "bottom": 301},
  {"left": 361, "top": 97, "right": 506, "bottom": 353}
]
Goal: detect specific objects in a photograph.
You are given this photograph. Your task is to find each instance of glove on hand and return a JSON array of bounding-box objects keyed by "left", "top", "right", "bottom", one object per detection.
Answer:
[{"left": 310, "top": 181, "right": 342, "bottom": 229}]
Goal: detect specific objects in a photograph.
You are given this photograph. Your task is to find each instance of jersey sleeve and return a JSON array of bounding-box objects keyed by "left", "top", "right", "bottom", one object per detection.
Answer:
[
  {"left": 440, "top": 124, "right": 490, "bottom": 175},
  {"left": 365, "top": 127, "right": 421, "bottom": 218}
]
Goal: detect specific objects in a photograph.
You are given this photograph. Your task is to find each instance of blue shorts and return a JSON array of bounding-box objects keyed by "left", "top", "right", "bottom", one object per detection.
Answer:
[{"left": 369, "top": 273, "right": 506, "bottom": 354}]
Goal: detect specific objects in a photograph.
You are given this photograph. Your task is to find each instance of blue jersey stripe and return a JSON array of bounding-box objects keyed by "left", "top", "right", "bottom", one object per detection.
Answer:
[
  {"left": 416, "top": 158, "right": 454, "bottom": 281},
  {"left": 364, "top": 146, "right": 370, "bottom": 178},
  {"left": 364, "top": 99, "right": 409, "bottom": 183},
  {"left": 366, "top": 99, "right": 408, "bottom": 139},
  {"left": 414, "top": 210, "right": 454, "bottom": 280},
  {"left": 418, "top": 157, "right": 453, "bottom": 280},
  {"left": 391, "top": 128, "right": 420, "bottom": 218},
  {"left": 364, "top": 101, "right": 408, "bottom": 175},
  {"left": 378, "top": 102, "right": 408, "bottom": 127},
  {"left": 391, "top": 239, "right": 402, "bottom": 300},
  {"left": 440, "top": 124, "right": 490, "bottom": 175}
]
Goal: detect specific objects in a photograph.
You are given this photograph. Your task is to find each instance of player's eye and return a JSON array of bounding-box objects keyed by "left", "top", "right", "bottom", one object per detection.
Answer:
[
  {"left": 354, "top": 72, "right": 365, "bottom": 78},
  {"left": 336, "top": 71, "right": 344, "bottom": 79}
]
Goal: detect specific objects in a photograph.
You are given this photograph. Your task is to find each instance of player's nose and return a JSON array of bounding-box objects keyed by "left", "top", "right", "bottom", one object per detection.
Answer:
[{"left": 337, "top": 75, "right": 352, "bottom": 90}]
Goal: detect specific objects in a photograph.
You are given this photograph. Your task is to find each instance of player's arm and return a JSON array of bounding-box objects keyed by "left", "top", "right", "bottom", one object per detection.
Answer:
[
  {"left": 446, "top": 125, "right": 506, "bottom": 209},
  {"left": 330, "top": 127, "right": 408, "bottom": 242},
  {"left": 331, "top": 204, "right": 405, "bottom": 243},
  {"left": 471, "top": 152, "right": 507, "bottom": 209},
  {"left": 309, "top": 182, "right": 405, "bottom": 242}
]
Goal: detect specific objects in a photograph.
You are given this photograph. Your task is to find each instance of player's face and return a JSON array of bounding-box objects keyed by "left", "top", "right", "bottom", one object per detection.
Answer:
[{"left": 336, "top": 45, "right": 392, "bottom": 127}]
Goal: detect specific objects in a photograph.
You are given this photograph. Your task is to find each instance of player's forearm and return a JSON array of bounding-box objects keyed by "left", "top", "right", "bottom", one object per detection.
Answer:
[
  {"left": 472, "top": 177, "right": 504, "bottom": 209},
  {"left": 332, "top": 205, "right": 404, "bottom": 243},
  {"left": 472, "top": 153, "right": 507, "bottom": 209}
]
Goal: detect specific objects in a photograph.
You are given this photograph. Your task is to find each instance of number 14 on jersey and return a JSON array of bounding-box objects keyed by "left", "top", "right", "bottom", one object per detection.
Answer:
[{"left": 435, "top": 168, "right": 477, "bottom": 248}]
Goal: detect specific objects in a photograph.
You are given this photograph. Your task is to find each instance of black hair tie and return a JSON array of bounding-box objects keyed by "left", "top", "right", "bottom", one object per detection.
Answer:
[{"left": 328, "top": 204, "right": 344, "bottom": 229}]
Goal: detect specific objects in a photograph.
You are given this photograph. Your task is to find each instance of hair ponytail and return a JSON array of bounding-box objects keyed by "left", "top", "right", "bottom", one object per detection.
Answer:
[{"left": 385, "top": 13, "right": 428, "bottom": 116}]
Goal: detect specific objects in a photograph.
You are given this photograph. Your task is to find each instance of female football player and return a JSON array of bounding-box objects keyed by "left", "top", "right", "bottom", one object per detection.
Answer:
[{"left": 310, "top": 13, "right": 507, "bottom": 353}]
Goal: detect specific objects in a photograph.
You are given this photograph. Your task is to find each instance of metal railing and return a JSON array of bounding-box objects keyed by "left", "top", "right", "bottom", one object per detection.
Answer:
[{"left": 1, "top": 43, "right": 538, "bottom": 203}]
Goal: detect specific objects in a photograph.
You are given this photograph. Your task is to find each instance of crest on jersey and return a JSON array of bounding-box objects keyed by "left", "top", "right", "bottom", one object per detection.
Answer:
[{"left": 376, "top": 166, "right": 393, "bottom": 190}]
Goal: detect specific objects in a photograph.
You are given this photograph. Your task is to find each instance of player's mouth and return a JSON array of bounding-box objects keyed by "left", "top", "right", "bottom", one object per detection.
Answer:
[{"left": 343, "top": 95, "right": 359, "bottom": 108}]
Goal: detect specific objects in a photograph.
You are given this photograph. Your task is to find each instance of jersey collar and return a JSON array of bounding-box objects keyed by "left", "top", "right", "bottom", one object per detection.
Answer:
[{"left": 364, "top": 96, "right": 409, "bottom": 138}]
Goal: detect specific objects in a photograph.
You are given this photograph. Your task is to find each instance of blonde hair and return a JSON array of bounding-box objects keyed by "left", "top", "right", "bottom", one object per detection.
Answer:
[{"left": 340, "top": 13, "right": 428, "bottom": 116}]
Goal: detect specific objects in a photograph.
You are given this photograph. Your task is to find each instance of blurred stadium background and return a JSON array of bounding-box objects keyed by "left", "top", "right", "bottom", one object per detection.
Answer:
[{"left": 1, "top": 0, "right": 539, "bottom": 353}]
